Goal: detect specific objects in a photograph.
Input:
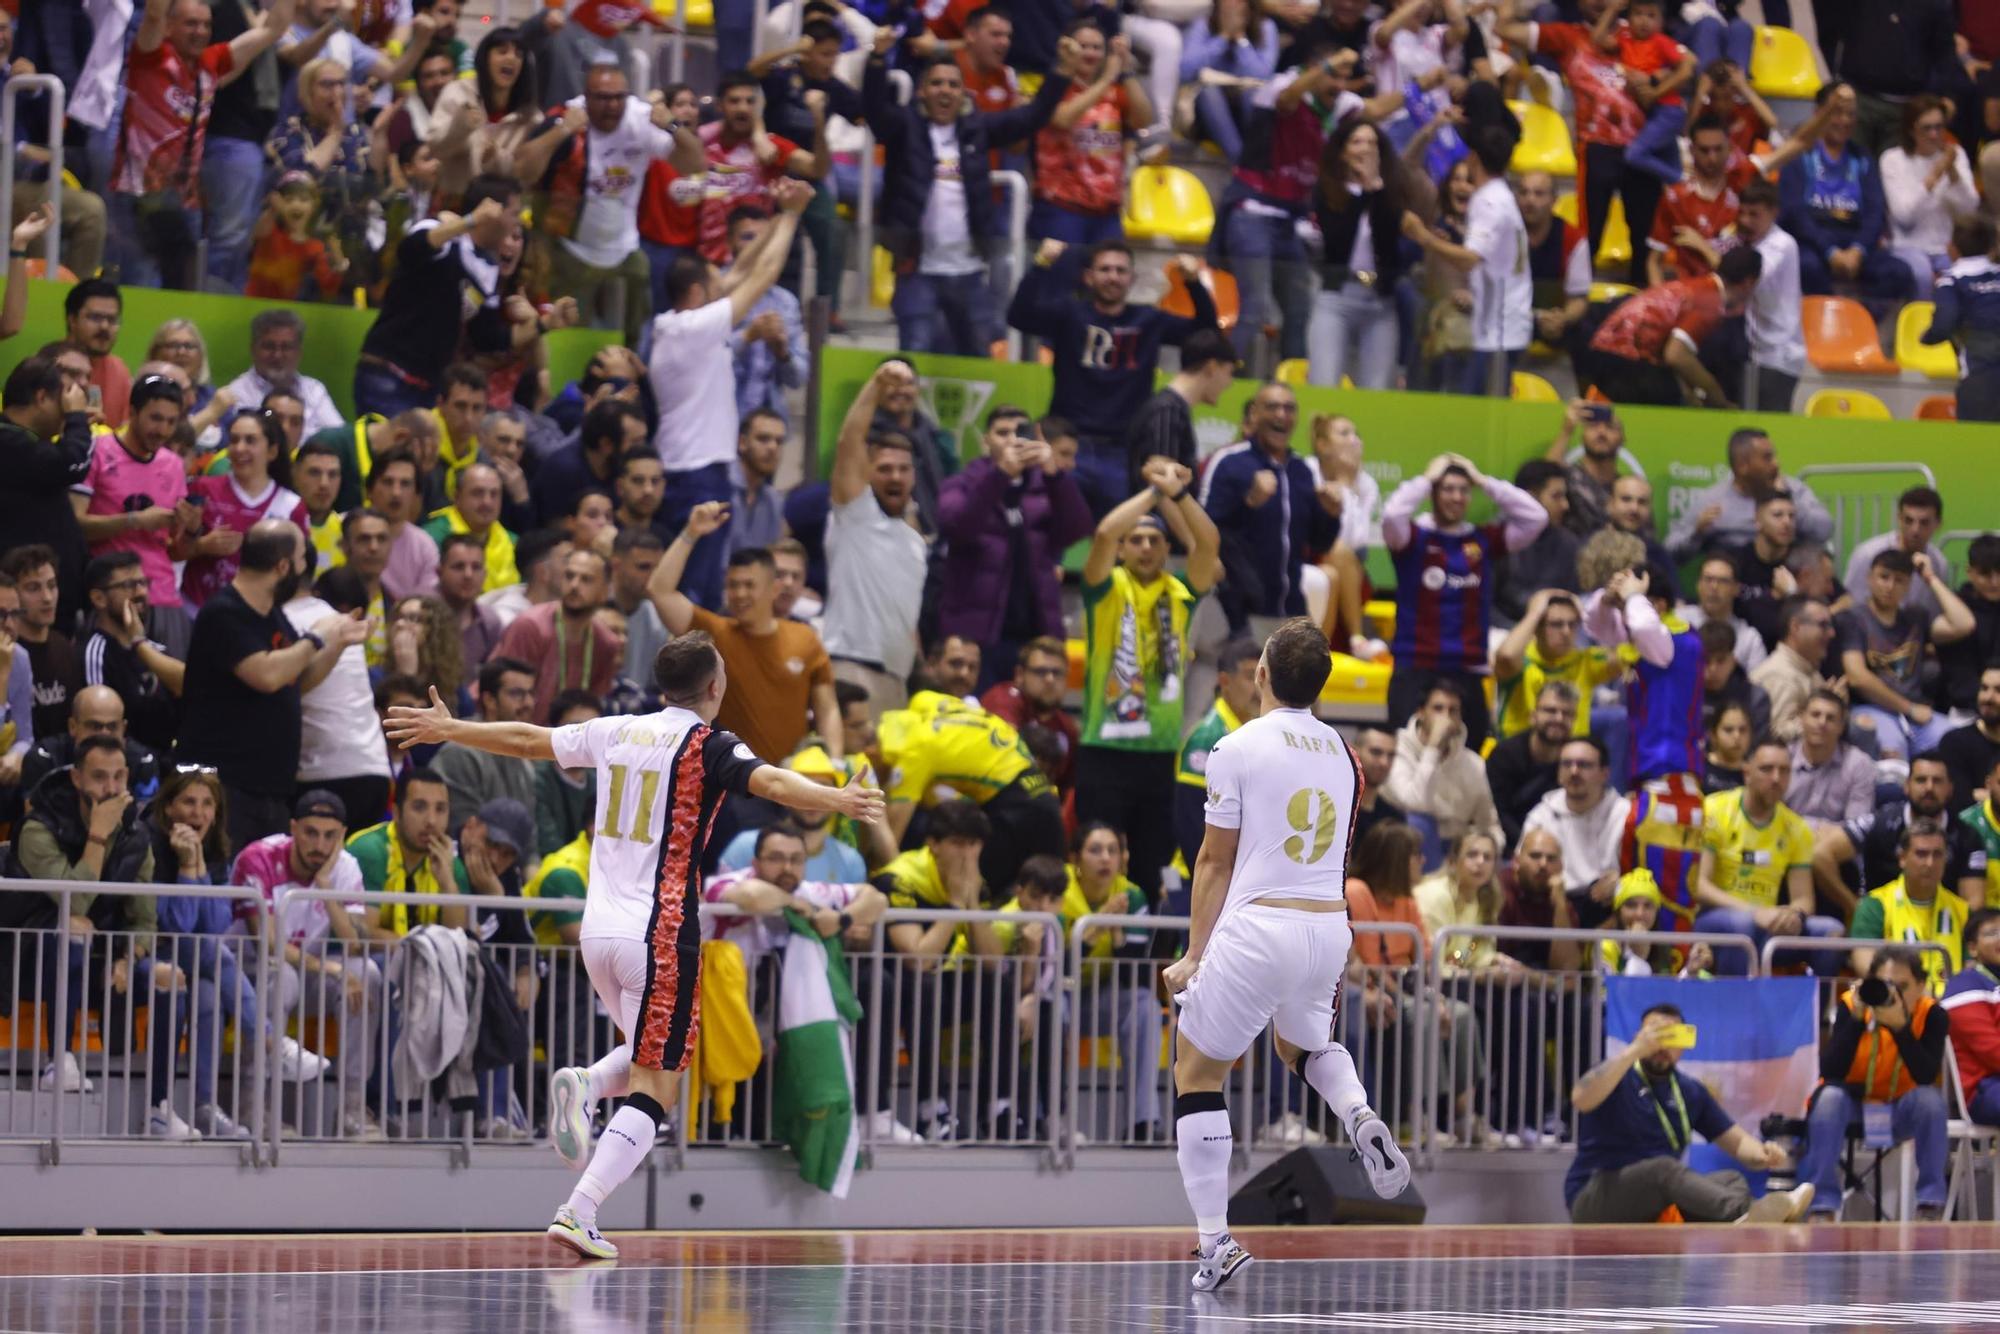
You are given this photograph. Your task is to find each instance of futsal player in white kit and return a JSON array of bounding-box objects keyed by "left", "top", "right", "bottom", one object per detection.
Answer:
[
  {"left": 1161, "top": 618, "right": 1411, "bottom": 1292},
  {"left": 387, "top": 631, "right": 884, "bottom": 1258}
]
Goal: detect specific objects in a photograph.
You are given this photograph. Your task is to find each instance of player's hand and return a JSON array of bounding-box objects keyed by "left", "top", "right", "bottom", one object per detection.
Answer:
[
  {"left": 385, "top": 685, "right": 457, "bottom": 749},
  {"left": 1162, "top": 955, "right": 1198, "bottom": 995},
  {"left": 831, "top": 782, "right": 886, "bottom": 826}
]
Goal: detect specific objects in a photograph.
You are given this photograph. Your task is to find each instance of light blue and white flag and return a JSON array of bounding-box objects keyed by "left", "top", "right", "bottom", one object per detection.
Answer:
[{"left": 1603, "top": 976, "right": 1820, "bottom": 1128}]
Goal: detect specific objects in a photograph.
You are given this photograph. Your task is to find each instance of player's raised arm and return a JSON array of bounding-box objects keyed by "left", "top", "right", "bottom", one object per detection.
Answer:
[
  {"left": 386, "top": 687, "right": 558, "bottom": 761},
  {"left": 750, "top": 765, "right": 887, "bottom": 826}
]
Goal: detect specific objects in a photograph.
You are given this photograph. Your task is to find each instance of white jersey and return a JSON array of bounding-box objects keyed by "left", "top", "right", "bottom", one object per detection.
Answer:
[
  {"left": 549, "top": 707, "right": 768, "bottom": 943},
  {"left": 1201, "top": 707, "right": 1361, "bottom": 916}
]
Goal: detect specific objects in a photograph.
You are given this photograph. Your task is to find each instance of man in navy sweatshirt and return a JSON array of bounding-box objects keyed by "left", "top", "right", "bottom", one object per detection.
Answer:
[
  {"left": 1777, "top": 82, "right": 1917, "bottom": 303},
  {"left": 1007, "top": 239, "right": 1216, "bottom": 515},
  {"left": 1921, "top": 215, "right": 2000, "bottom": 422}
]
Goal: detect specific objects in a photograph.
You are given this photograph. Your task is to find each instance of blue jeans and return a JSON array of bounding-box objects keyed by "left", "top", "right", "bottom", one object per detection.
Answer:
[
  {"left": 1801, "top": 1083, "right": 1948, "bottom": 1213},
  {"left": 1798, "top": 241, "right": 1918, "bottom": 302},
  {"left": 1971, "top": 1074, "right": 2000, "bottom": 1127},
  {"left": 200, "top": 135, "right": 270, "bottom": 289},
  {"left": 109, "top": 192, "right": 202, "bottom": 290},
  {"left": 660, "top": 460, "right": 732, "bottom": 610},
  {"left": 1219, "top": 199, "right": 1311, "bottom": 363},
  {"left": 1459, "top": 347, "right": 1523, "bottom": 397},
  {"left": 1691, "top": 906, "right": 1844, "bottom": 976},
  {"left": 1625, "top": 103, "right": 1688, "bottom": 184},
  {"left": 162, "top": 935, "right": 262, "bottom": 1106},
  {"left": 1027, "top": 199, "right": 1122, "bottom": 247},
  {"left": 892, "top": 268, "right": 998, "bottom": 357},
  {"left": 1850, "top": 703, "right": 1954, "bottom": 762},
  {"left": 1592, "top": 705, "right": 1630, "bottom": 790},
  {"left": 1678, "top": 16, "right": 1754, "bottom": 68},
  {"left": 1191, "top": 86, "right": 1247, "bottom": 160},
  {"left": 352, "top": 361, "right": 438, "bottom": 419}
]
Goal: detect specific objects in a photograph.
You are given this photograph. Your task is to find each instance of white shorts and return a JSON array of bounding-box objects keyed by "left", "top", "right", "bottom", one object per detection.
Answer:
[
  {"left": 1176, "top": 905, "right": 1353, "bottom": 1061},
  {"left": 583, "top": 934, "right": 702, "bottom": 1073}
]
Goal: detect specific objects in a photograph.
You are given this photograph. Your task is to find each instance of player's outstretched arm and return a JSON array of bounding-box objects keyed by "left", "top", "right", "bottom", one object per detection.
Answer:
[
  {"left": 750, "top": 766, "right": 887, "bottom": 826},
  {"left": 385, "top": 687, "right": 558, "bottom": 761}
]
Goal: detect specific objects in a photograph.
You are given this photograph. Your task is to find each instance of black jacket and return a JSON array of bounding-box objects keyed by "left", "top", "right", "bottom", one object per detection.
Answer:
[
  {"left": 0, "top": 779, "right": 154, "bottom": 932},
  {"left": 862, "top": 58, "right": 1072, "bottom": 267},
  {"left": 0, "top": 411, "right": 93, "bottom": 621}
]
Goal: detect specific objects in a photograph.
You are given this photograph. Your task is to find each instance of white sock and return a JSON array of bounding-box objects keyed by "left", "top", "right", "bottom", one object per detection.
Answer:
[
  {"left": 585, "top": 1044, "right": 632, "bottom": 1107},
  {"left": 1301, "top": 1044, "right": 1369, "bottom": 1133},
  {"left": 566, "top": 1098, "right": 658, "bottom": 1224},
  {"left": 1174, "top": 1092, "right": 1233, "bottom": 1253}
]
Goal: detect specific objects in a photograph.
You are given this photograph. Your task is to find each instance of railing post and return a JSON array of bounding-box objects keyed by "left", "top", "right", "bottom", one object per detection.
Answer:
[
  {"left": 0, "top": 75, "right": 66, "bottom": 273},
  {"left": 993, "top": 170, "right": 1028, "bottom": 359},
  {"left": 1066, "top": 920, "right": 1085, "bottom": 1168},
  {"left": 669, "top": 0, "right": 687, "bottom": 84}
]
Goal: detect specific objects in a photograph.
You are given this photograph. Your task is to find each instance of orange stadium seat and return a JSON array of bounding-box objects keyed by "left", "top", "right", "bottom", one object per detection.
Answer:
[
  {"left": 1802, "top": 296, "right": 1898, "bottom": 374},
  {"left": 1161, "top": 261, "right": 1239, "bottom": 332},
  {"left": 1916, "top": 395, "right": 1958, "bottom": 421}
]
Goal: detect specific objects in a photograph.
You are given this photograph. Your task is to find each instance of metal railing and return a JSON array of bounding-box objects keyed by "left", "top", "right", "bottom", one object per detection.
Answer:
[
  {"left": 852, "top": 70, "right": 912, "bottom": 314},
  {"left": 0, "top": 75, "right": 66, "bottom": 272},
  {"left": 994, "top": 169, "right": 1028, "bottom": 359}
]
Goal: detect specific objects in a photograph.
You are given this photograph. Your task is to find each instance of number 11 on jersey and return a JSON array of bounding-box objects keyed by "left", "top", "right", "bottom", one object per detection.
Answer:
[{"left": 597, "top": 764, "right": 663, "bottom": 844}]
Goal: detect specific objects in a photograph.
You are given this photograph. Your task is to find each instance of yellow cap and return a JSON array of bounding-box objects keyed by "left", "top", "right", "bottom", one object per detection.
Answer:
[
  {"left": 785, "top": 745, "right": 843, "bottom": 781},
  {"left": 1612, "top": 868, "right": 1663, "bottom": 911}
]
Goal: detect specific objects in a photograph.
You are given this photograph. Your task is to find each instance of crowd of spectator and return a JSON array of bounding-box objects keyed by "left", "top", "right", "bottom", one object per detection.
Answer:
[{"left": 0, "top": 3, "right": 1998, "bottom": 1216}]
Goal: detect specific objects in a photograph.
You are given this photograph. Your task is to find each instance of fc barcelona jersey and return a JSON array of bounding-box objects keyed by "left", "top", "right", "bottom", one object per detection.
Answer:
[{"left": 1390, "top": 522, "right": 1504, "bottom": 674}]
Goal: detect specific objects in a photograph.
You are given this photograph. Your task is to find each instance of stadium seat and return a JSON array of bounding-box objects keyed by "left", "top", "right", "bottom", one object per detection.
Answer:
[
  {"left": 1122, "top": 166, "right": 1215, "bottom": 246},
  {"left": 1597, "top": 194, "right": 1631, "bottom": 270},
  {"left": 1749, "top": 25, "right": 1822, "bottom": 100},
  {"left": 653, "top": 0, "right": 713, "bottom": 26},
  {"left": 1917, "top": 395, "right": 1958, "bottom": 421},
  {"left": 1161, "top": 261, "right": 1239, "bottom": 332},
  {"left": 1275, "top": 358, "right": 1307, "bottom": 386},
  {"left": 872, "top": 246, "right": 895, "bottom": 306},
  {"left": 1511, "top": 371, "right": 1561, "bottom": 402},
  {"left": 1319, "top": 653, "right": 1391, "bottom": 709},
  {"left": 1895, "top": 302, "right": 1959, "bottom": 380},
  {"left": 1803, "top": 389, "right": 1892, "bottom": 420},
  {"left": 1553, "top": 192, "right": 1578, "bottom": 225},
  {"left": 1508, "top": 100, "right": 1577, "bottom": 176},
  {"left": 22, "top": 258, "right": 78, "bottom": 282},
  {"left": 1017, "top": 71, "right": 1043, "bottom": 98},
  {"left": 1589, "top": 281, "right": 1638, "bottom": 303},
  {"left": 1802, "top": 296, "right": 1898, "bottom": 374}
]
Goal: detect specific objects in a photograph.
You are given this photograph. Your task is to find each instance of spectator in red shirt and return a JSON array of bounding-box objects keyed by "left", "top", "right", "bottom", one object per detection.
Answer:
[
  {"left": 637, "top": 83, "right": 704, "bottom": 314},
  {"left": 1031, "top": 24, "right": 1148, "bottom": 245},
  {"left": 698, "top": 71, "right": 825, "bottom": 266},
  {"left": 1646, "top": 116, "right": 1739, "bottom": 283},
  {"left": 62, "top": 279, "right": 130, "bottom": 430},
  {"left": 109, "top": 0, "right": 295, "bottom": 291},
  {"left": 1582, "top": 244, "right": 1761, "bottom": 407},
  {"left": 1594, "top": 0, "right": 1695, "bottom": 186},
  {"left": 980, "top": 636, "right": 1079, "bottom": 795}
]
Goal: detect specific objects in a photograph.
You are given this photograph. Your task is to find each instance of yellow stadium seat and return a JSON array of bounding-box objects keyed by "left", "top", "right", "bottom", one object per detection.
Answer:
[
  {"left": 1318, "top": 653, "right": 1391, "bottom": 709},
  {"left": 1511, "top": 371, "right": 1561, "bottom": 402},
  {"left": 872, "top": 246, "right": 895, "bottom": 307},
  {"left": 1553, "top": 192, "right": 1578, "bottom": 225},
  {"left": 1275, "top": 358, "right": 1308, "bottom": 387},
  {"left": 1749, "top": 25, "right": 1821, "bottom": 100},
  {"left": 1589, "top": 281, "right": 1638, "bottom": 303},
  {"left": 1803, "top": 295, "right": 1898, "bottom": 373},
  {"left": 1803, "top": 389, "right": 1891, "bottom": 420},
  {"left": 1507, "top": 100, "right": 1577, "bottom": 177},
  {"left": 1895, "top": 302, "right": 1959, "bottom": 380},
  {"left": 1597, "top": 194, "right": 1631, "bottom": 269},
  {"left": 1017, "top": 71, "right": 1043, "bottom": 98},
  {"left": 1122, "top": 166, "right": 1215, "bottom": 246},
  {"left": 652, "top": 0, "right": 712, "bottom": 25},
  {"left": 1916, "top": 394, "right": 1958, "bottom": 421},
  {"left": 1364, "top": 598, "right": 1396, "bottom": 644}
]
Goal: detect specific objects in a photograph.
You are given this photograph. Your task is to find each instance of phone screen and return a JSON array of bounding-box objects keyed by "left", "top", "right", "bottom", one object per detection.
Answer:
[{"left": 85, "top": 385, "right": 103, "bottom": 412}]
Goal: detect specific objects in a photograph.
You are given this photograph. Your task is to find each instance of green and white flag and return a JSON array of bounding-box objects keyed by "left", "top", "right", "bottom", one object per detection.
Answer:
[{"left": 773, "top": 910, "right": 863, "bottom": 1197}]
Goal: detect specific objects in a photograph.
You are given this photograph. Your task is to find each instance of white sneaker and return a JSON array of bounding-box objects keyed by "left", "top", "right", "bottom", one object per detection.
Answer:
[
  {"left": 149, "top": 1100, "right": 202, "bottom": 1141},
  {"left": 276, "top": 1035, "right": 330, "bottom": 1082},
  {"left": 549, "top": 1066, "right": 594, "bottom": 1171},
  {"left": 195, "top": 1103, "right": 250, "bottom": 1139},
  {"left": 548, "top": 1206, "right": 618, "bottom": 1260},
  {"left": 478, "top": 1117, "right": 529, "bottom": 1142},
  {"left": 1348, "top": 1108, "right": 1412, "bottom": 1199},
  {"left": 1350, "top": 635, "right": 1390, "bottom": 663},
  {"left": 1190, "top": 1235, "right": 1254, "bottom": 1293},
  {"left": 39, "top": 1052, "right": 93, "bottom": 1093},
  {"left": 341, "top": 1112, "right": 386, "bottom": 1142},
  {"left": 1256, "top": 1112, "right": 1326, "bottom": 1148},
  {"left": 865, "top": 1109, "right": 921, "bottom": 1144}
]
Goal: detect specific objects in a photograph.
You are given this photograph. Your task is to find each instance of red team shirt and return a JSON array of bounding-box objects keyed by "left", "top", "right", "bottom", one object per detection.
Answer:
[
  {"left": 1615, "top": 30, "right": 1688, "bottom": 107},
  {"left": 1649, "top": 178, "right": 1739, "bottom": 277},
  {"left": 114, "top": 41, "right": 236, "bottom": 200},
  {"left": 697, "top": 122, "right": 800, "bottom": 263},
  {"left": 1532, "top": 24, "right": 1644, "bottom": 148},
  {"left": 1589, "top": 276, "right": 1727, "bottom": 365},
  {"left": 1035, "top": 84, "right": 1130, "bottom": 215}
]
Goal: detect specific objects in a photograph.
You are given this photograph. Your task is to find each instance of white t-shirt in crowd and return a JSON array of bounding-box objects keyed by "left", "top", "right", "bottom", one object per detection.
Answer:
[
  {"left": 564, "top": 95, "right": 678, "bottom": 270},
  {"left": 549, "top": 709, "right": 767, "bottom": 942},
  {"left": 822, "top": 488, "right": 928, "bottom": 679},
  {"left": 919, "top": 122, "right": 982, "bottom": 276},
  {"left": 1463, "top": 176, "right": 1532, "bottom": 353},
  {"left": 1746, "top": 223, "right": 1805, "bottom": 377},
  {"left": 647, "top": 297, "right": 739, "bottom": 472},
  {"left": 230, "top": 832, "right": 368, "bottom": 946},
  {"left": 1202, "top": 707, "right": 1361, "bottom": 916},
  {"left": 284, "top": 595, "right": 390, "bottom": 782}
]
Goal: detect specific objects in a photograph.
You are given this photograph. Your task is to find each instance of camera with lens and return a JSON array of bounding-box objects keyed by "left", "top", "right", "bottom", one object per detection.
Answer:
[{"left": 1858, "top": 976, "right": 1892, "bottom": 1008}]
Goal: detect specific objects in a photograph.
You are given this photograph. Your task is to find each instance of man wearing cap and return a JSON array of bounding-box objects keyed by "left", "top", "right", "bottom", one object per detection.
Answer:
[
  {"left": 716, "top": 746, "right": 894, "bottom": 883},
  {"left": 431, "top": 657, "right": 539, "bottom": 838},
  {"left": 232, "top": 788, "right": 388, "bottom": 1140}
]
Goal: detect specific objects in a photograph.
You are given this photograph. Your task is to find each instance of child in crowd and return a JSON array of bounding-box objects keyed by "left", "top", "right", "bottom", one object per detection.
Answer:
[
  {"left": 246, "top": 173, "right": 348, "bottom": 302},
  {"left": 1598, "top": 870, "right": 1715, "bottom": 976},
  {"left": 1595, "top": 0, "right": 1696, "bottom": 184}
]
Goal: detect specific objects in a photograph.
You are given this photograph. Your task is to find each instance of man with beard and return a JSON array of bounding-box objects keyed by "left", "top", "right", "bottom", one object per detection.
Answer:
[
  {"left": 1525, "top": 735, "right": 1633, "bottom": 929},
  {"left": 1486, "top": 681, "right": 1578, "bottom": 853},
  {"left": 1493, "top": 588, "right": 1622, "bottom": 740},
  {"left": 1606, "top": 474, "right": 1678, "bottom": 591},
  {"left": 1814, "top": 755, "right": 1984, "bottom": 921},
  {"left": 1566, "top": 1002, "right": 1812, "bottom": 1223},
  {"left": 1350, "top": 726, "right": 1404, "bottom": 842},
  {"left": 0, "top": 356, "right": 93, "bottom": 626},
  {"left": 1544, "top": 399, "right": 1629, "bottom": 539},
  {"left": 919, "top": 636, "right": 982, "bottom": 704},
  {"left": 706, "top": 821, "right": 888, "bottom": 972},
  {"left": 1173, "top": 639, "right": 1260, "bottom": 882},
  {"left": 177, "top": 521, "right": 368, "bottom": 850},
  {"left": 421, "top": 462, "right": 517, "bottom": 593},
  {"left": 981, "top": 637, "right": 1078, "bottom": 796},
  {"left": 1940, "top": 666, "right": 2000, "bottom": 809},
  {"left": 494, "top": 548, "right": 623, "bottom": 725},
  {"left": 19, "top": 684, "right": 164, "bottom": 809},
  {"left": 431, "top": 658, "right": 539, "bottom": 837},
  {"left": 72, "top": 374, "right": 198, "bottom": 653},
  {"left": 1677, "top": 556, "right": 1767, "bottom": 673},
  {"left": 63, "top": 280, "right": 130, "bottom": 428}
]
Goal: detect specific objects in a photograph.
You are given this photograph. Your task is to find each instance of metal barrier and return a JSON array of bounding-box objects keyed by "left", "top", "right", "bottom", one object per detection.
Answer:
[
  {"left": 994, "top": 170, "right": 1029, "bottom": 359},
  {"left": 1758, "top": 935, "right": 1954, "bottom": 987},
  {"left": 1795, "top": 462, "right": 1938, "bottom": 561},
  {"left": 1063, "top": 915, "right": 1428, "bottom": 1168},
  {"left": 1426, "top": 926, "right": 1761, "bottom": 1157},
  {"left": 852, "top": 69, "right": 912, "bottom": 313},
  {"left": 0, "top": 75, "right": 66, "bottom": 272}
]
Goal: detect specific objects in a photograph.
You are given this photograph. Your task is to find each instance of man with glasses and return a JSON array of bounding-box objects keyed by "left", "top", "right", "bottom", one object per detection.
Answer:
[
  {"left": 19, "top": 683, "right": 163, "bottom": 807},
  {"left": 1524, "top": 735, "right": 1631, "bottom": 929},
  {"left": 1488, "top": 681, "right": 1581, "bottom": 854},
  {"left": 980, "top": 635, "right": 1078, "bottom": 796},
  {"left": 0, "top": 356, "right": 94, "bottom": 625},
  {"left": 62, "top": 280, "right": 129, "bottom": 428},
  {"left": 79, "top": 552, "right": 184, "bottom": 755},
  {"left": 71, "top": 374, "right": 199, "bottom": 655},
  {"left": 1676, "top": 555, "right": 1767, "bottom": 672},
  {"left": 219, "top": 310, "right": 343, "bottom": 439},
  {"left": 430, "top": 657, "right": 539, "bottom": 838}
]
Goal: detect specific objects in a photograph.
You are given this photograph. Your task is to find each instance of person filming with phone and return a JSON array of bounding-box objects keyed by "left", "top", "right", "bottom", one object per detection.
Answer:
[
  {"left": 1566, "top": 1001, "right": 1814, "bottom": 1224},
  {"left": 1795, "top": 945, "right": 1951, "bottom": 1221}
]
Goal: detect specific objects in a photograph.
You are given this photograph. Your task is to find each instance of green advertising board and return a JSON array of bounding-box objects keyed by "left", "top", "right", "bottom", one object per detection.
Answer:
[
  {"left": 817, "top": 345, "right": 2000, "bottom": 583},
  {"left": 2, "top": 278, "right": 615, "bottom": 419}
]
